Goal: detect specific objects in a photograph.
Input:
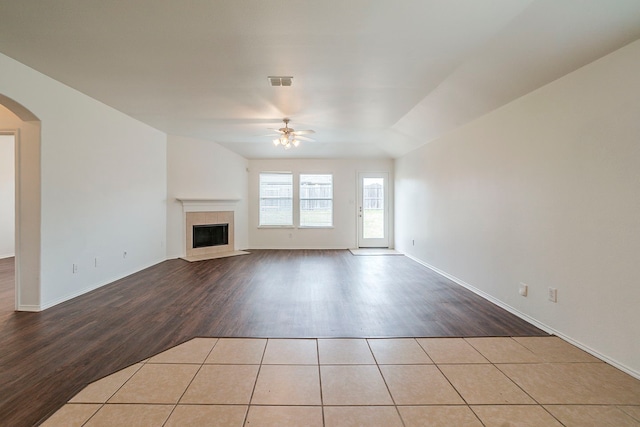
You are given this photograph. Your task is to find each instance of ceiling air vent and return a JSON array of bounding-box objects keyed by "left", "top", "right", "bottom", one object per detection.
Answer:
[{"left": 268, "top": 76, "right": 293, "bottom": 87}]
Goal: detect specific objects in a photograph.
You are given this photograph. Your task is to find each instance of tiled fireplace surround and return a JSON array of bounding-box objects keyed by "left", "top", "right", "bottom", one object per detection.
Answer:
[{"left": 185, "top": 211, "right": 234, "bottom": 258}]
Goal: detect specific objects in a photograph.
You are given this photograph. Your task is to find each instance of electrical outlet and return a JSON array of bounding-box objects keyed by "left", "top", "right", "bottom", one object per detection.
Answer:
[
  {"left": 548, "top": 287, "right": 558, "bottom": 303},
  {"left": 72, "top": 263, "right": 78, "bottom": 274},
  {"left": 412, "top": 239, "right": 415, "bottom": 246},
  {"left": 123, "top": 251, "right": 128, "bottom": 259},
  {"left": 94, "top": 257, "right": 98, "bottom": 268},
  {"left": 519, "top": 283, "right": 528, "bottom": 297}
]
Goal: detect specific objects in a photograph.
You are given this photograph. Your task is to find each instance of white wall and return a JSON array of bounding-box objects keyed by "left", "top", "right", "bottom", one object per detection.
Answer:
[
  {"left": 249, "top": 158, "right": 393, "bottom": 249},
  {"left": 166, "top": 134, "right": 249, "bottom": 258},
  {"left": 0, "top": 134, "right": 14, "bottom": 258},
  {"left": 395, "top": 40, "right": 640, "bottom": 376},
  {"left": 0, "top": 52, "right": 167, "bottom": 309}
]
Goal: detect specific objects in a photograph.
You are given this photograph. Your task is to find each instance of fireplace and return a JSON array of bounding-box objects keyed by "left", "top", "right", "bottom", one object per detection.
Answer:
[
  {"left": 177, "top": 198, "right": 248, "bottom": 262},
  {"left": 193, "top": 223, "right": 229, "bottom": 248},
  {"left": 185, "top": 210, "right": 234, "bottom": 258}
]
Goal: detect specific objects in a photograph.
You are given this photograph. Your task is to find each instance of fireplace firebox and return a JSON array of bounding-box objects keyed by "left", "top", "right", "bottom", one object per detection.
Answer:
[
  {"left": 193, "top": 223, "right": 229, "bottom": 248},
  {"left": 184, "top": 210, "right": 235, "bottom": 260}
]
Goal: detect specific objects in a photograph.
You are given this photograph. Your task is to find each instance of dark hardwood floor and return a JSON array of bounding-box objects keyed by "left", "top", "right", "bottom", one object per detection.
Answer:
[{"left": 0, "top": 251, "right": 546, "bottom": 426}]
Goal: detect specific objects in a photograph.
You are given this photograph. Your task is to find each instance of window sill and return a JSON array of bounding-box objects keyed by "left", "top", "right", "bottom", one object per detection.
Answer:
[{"left": 257, "top": 226, "right": 335, "bottom": 229}]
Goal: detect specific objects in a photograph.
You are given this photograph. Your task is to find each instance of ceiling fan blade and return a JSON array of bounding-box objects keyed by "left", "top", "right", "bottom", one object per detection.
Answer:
[
  {"left": 294, "top": 135, "right": 315, "bottom": 142},
  {"left": 267, "top": 128, "right": 285, "bottom": 133},
  {"left": 294, "top": 129, "right": 315, "bottom": 135}
]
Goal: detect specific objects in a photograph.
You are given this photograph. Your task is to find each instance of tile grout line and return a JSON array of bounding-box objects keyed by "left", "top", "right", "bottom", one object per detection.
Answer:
[
  {"left": 366, "top": 338, "right": 407, "bottom": 427},
  {"left": 617, "top": 405, "right": 640, "bottom": 423},
  {"left": 79, "top": 360, "right": 147, "bottom": 427},
  {"left": 161, "top": 337, "right": 220, "bottom": 427},
  {"left": 507, "top": 338, "right": 607, "bottom": 425},
  {"left": 242, "top": 337, "right": 269, "bottom": 426},
  {"left": 79, "top": 403, "right": 103, "bottom": 427},
  {"left": 491, "top": 361, "right": 568, "bottom": 426},
  {"left": 316, "top": 339, "right": 326, "bottom": 427},
  {"left": 415, "top": 338, "right": 487, "bottom": 427},
  {"left": 465, "top": 337, "right": 568, "bottom": 426}
]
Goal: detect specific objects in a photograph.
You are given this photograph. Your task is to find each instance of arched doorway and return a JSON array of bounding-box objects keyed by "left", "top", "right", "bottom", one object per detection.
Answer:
[{"left": 0, "top": 94, "right": 41, "bottom": 311}]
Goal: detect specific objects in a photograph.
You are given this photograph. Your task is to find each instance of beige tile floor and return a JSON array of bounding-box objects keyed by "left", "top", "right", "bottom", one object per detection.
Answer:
[{"left": 42, "top": 337, "right": 640, "bottom": 426}]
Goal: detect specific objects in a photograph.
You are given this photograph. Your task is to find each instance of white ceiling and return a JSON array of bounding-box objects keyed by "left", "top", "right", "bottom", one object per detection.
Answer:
[{"left": 1, "top": 1, "right": 639, "bottom": 159}]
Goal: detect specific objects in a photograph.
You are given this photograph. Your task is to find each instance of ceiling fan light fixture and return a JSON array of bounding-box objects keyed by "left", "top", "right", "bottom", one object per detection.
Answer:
[{"left": 269, "top": 118, "right": 313, "bottom": 149}]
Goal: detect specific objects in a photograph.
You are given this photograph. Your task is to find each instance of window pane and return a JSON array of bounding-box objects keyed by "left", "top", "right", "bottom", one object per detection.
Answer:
[
  {"left": 260, "top": 173, "right": 293, "bottom": 226},
  {"left": 362, "top": 177, "right": 384, "bottom": 238},
  {"left": 300, "top": 174, "right": 333, "bottom": 227}
]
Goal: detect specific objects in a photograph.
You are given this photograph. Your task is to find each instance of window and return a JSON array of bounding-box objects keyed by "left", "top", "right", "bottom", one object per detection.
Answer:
[
  {"left": 300, "top": 174, "right": 333, "bottom": 227},
  {"left": 259, "top": 172, "right": 293, "bottom": 226}
]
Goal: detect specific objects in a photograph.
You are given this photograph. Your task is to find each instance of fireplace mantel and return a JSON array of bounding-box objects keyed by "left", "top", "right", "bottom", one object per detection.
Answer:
[{"left": 177, "top": 198, "right": 240, "bottom": 212}]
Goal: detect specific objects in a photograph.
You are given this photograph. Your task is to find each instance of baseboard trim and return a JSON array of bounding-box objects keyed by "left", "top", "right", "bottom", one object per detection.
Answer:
[
  {"left": 248, "top": 246, "right": 350, "bottom": 250},
  {"left": 0, "top": 253, "right": 15, "bottom": 260},
  {"left": 40, "top": 256, "right": 167, "bottom": 311},
  {"left": 405, "top": 254, "right": 640, "bottom": 380},
  {"left": 17, "top": 304, "right": 40, "bottom": 312}
]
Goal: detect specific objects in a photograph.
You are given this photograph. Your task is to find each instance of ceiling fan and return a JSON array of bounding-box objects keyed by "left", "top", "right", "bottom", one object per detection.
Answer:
[{"left": 269, "top": 118, "right": 315, "bottom": 149}]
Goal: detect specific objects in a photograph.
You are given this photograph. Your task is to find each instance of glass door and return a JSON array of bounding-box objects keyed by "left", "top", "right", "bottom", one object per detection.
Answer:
[{"left": 357, "top": 172, "right": 389, "bottom": 248}]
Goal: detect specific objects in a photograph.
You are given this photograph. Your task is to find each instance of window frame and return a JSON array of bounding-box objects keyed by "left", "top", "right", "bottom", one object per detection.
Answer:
[
  {"left": 258, "top": 172, "right": 294, "bottom": 227},
  {"left": 299, "top": 173, "right": 334, "bottom": 228}
]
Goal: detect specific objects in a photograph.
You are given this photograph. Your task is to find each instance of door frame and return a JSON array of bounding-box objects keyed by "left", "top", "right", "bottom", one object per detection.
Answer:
[
  {"left": 1, "top": 93, "right": 42, "bottom": 312},
  {"left": 357, "top": 171, "right": 389, "bottom": 248},
  {"left": 0, "top": 130, "right": 18, "bottom": 309}
]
